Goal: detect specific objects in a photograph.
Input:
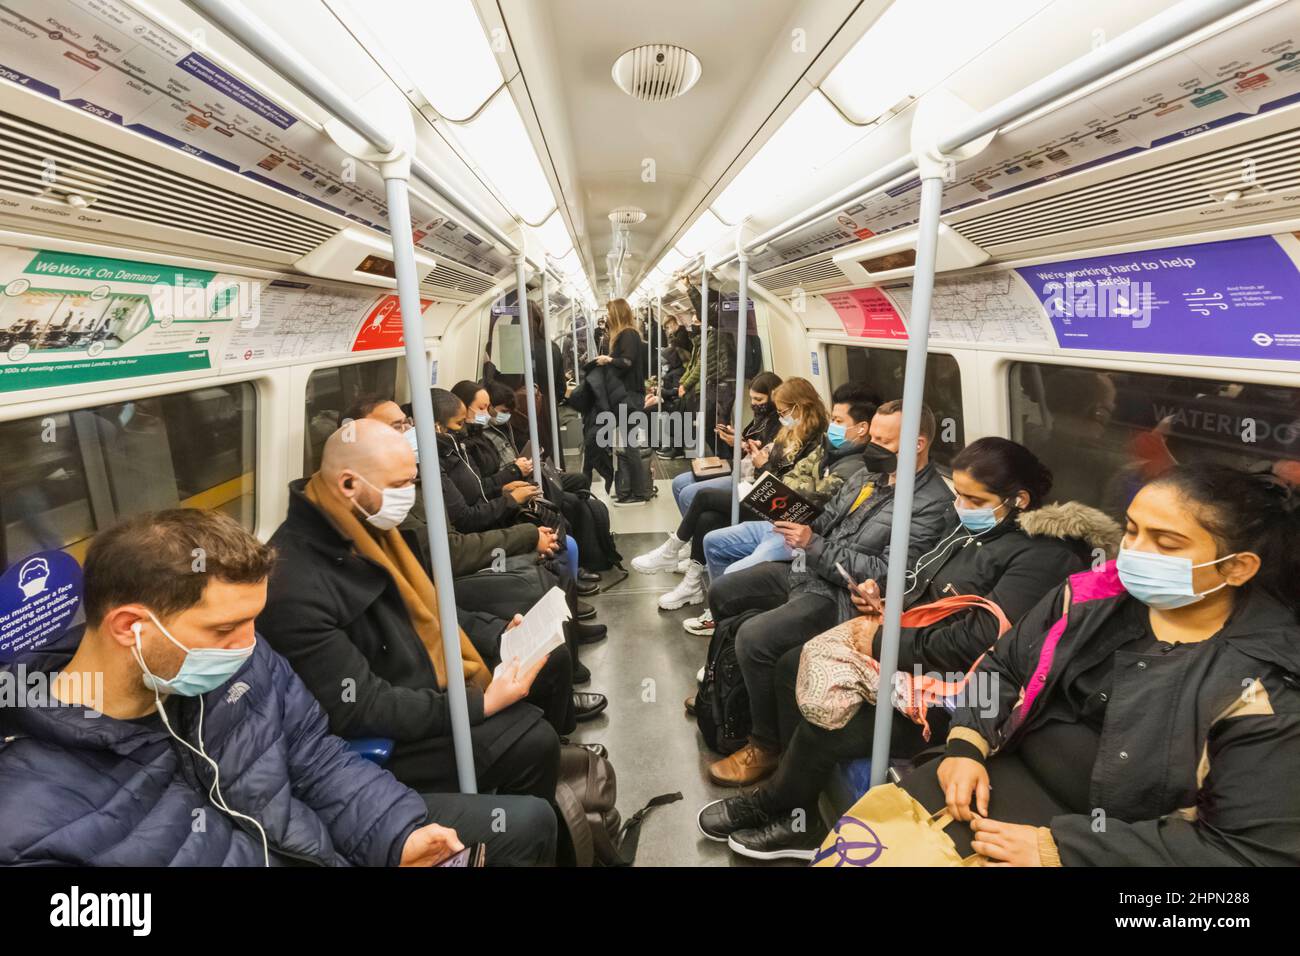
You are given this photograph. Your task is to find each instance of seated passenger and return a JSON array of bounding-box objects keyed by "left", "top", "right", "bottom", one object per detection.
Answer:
[
  {"left": 862, "top": 464, "right": 1300, "bottom": 865},
  {"left": 452, "top": 379, "right": 533, "bottom": 495},
  {"left": 0, "top": 508, "right": 555, "bottom": 866},
  {"left": 683, "top": 390, "right": 877, "bottom": 636},
  {"left": 258, "top": 419, "right": 563, "bottom": 801},
  {"left": 669, "top": 371, "right": 782, "bottom": 520},
  {"left": 705, "top": 400, "right": 956, "bottom": 786},
  {"left": 699, "top": 438, "right": 1120, "bottom": 859},
  {"left": 432, "top": 388, "right": 540, "bottom": 534},
  {"left": 633, "top": 377, "right": 827, "bottom": 610}
]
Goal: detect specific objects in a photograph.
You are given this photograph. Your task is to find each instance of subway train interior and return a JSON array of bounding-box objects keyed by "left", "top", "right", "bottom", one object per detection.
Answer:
[{"left": 1, "top": 0, "right": 1300, "bottom": 879}]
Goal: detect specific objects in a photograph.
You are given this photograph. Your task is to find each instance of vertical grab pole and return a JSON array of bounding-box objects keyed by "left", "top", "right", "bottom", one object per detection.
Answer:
[
  {"left": 541, "top": 271, "right": 563, "bottom": 468},
  {"left": 385, "top": 176, "right": 477, "bottom": 793},
  {"left": 729, "top": 251, "right": 749, "bottom": 525},
  {"left": 697, "top": 261, "right": 709, "bottom": 459},
  {"left": 515, "top": 255, "right": 544, "bottom": 483},
  {"left": 570, "top": 295, "right": 581, "bottom": 385},
  {"left": 867, "top": 173, "right": 946, "bottom": 788}
]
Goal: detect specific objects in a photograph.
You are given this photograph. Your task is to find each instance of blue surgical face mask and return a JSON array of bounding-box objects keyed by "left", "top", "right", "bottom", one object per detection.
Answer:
[
  {"left": 493, "top": 411, "right": 512, "bottom": 426},
  {"left": 133, "top": 610, "right": 255, "bottom": 698},
  {"left": 1116, "top": 546, "right": 1238, "bottom": 610},
  {"left": 955, "top": 499, "right": 1007, "bottom": 534},
  {"left": 473, "top": 412, "right": 491, "bottom": 426},
  {"left": 827, "top": 422, "right": 848, "bottom": 448}
]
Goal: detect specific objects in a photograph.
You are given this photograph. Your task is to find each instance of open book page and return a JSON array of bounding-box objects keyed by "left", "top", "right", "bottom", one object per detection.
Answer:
[{"left": 498, "top": 586, "right": 571, "bottom": 674}]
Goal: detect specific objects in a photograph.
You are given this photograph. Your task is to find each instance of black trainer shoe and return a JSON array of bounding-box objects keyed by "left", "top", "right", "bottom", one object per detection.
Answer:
[
  {"left": 696, "top": 793, "right": 769, "bottom": 843},
  {"left": 727, "top": 815, "right": 826, "bottom": 862}
]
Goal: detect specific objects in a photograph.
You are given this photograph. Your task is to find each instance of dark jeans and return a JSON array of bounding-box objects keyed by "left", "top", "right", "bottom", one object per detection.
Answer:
[
  {"left": 418, "top": 791, "right": 557, "bottom": 866},
  {"left": 388, "top": 716, "right": 560, "bottom": 803},
  {"left": 709, "top": 562, "right": 839, "bottom": 749},
  {"left": 675, "top": 486, "right": 733, "bottom": 563},
  {"left": 759, "top": 645, "right": 947, "bottom": 819}
]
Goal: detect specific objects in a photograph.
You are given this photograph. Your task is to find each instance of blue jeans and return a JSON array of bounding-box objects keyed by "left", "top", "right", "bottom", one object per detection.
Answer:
[
  {"left": 702, "top": 521, "right": 793, "bottom": 580},
  {"left": 672, "top": 472, "right": 733, "bottom": 517}
]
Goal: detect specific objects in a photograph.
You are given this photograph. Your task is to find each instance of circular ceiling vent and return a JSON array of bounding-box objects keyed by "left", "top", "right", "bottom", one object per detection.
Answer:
[
  {"left": 612, "top": 44, "right": 702, "bottom": 102},
  {"left": 609, "top": 206, "right": 647, "bottom": 226}
]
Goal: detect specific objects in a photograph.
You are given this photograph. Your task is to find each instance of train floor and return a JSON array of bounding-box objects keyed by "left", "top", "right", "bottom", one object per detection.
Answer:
[{"left": 566, "top": 464, "right": 803, "bottom": 867}]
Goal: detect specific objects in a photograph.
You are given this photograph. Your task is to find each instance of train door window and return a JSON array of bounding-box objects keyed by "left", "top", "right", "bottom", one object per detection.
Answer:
[
  {"left": 1009, "top": 362, "right": 1300, "bottom": 518},
  {"left": 824, "top": 344, "right": 965, "bottom": 469},
  {"left": 303, "top": 357, "right": 400, "bottom": 473},
  {"left": 0, "top": 382, "right": 257, "bottom": 571}
]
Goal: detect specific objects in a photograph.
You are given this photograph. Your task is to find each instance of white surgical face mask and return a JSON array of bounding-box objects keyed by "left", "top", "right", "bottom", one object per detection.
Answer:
[
  {"left": 493, "top": 411, "right": 512, "bottom": 426},
  {"left": 353, "top": 474, "right": 417, "bottom": 530},
  {"left": 402, "top": 426, "right": 420, "bottom": 463}
]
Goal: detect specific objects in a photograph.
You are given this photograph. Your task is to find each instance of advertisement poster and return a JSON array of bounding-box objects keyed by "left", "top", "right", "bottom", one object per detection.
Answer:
[
  {"left": 823, "top": 288, "right": 908, "bottom": 339},
  {"left": 351, "top": 294, "right": 432, "bottom": 352},
  {"left": 0, "top": 247, "right": 240, "bottom": 392},
  {"left": 1017, "top": 235, "right": 1300, "bottom": 359}
]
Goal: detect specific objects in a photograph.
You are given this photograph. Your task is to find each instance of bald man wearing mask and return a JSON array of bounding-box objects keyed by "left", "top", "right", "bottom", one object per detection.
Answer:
[{"left": 258, "top": 418, "right": 564, "bottom": 803}]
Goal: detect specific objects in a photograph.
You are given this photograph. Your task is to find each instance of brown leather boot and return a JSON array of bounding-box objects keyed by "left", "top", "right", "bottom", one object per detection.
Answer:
[{"left": 708, "top": 741, "right": 779, "bottom": 786}]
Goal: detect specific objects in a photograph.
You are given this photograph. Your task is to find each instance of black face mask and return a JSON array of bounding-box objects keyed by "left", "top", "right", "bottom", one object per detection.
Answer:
[
  {"left": 861, "top": 442, "right": 898, "bottom": 474},
  {"left": 751, "top": 402, "right": 772, "bottom": 416}
]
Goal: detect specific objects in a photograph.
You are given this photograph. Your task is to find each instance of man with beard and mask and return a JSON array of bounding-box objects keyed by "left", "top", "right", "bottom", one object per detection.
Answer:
[
  {"left": 0, "top": 507, "right": 557, "bottom": 866},
  {"left": 258, "top": 418, "right": 563, "bottom": 804},
  {"left": 701, "top": 400, "right": 957, "bottom": 787}
]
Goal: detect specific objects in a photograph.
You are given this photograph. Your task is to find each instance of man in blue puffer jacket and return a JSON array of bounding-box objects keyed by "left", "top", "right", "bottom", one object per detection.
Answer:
[{"left": 0, "top": 508, "right": 555, "bottom": 867}]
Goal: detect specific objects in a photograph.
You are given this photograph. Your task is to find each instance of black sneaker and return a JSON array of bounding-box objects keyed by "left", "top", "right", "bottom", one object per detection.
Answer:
[
  {"left": 727, "top": 815, "right": 826, "bottom": 862},
  {"left": 697, "top": 793, "right": 769, "bottom": 842}
]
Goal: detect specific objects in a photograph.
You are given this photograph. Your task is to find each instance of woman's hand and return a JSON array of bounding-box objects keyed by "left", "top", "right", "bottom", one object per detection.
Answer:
[
  {"left": 937, "top": 756, "right": 990, "bottom": 823},
  {"left": 969, "top": 818, "right": 1044, "bottom": 867},
  {"left": 677, "top": 384, "right": 686, "bottom": 398},
  {"left": 715, "top": 424, "right": 735, "bottom": 447},
  {"left": 595, "top": 355, "right": 612, "bottom": 365},
  {"left": 535, "top": 525, "right": 558, "bottom": 555},
  {"left": 509, "top": 483, "right": 541, "bottom": 504},
  {"left": 483, "top": 655, "right": 549, "bottom": 716},
  {"left": 515, "top": 457, "right": 534, "bottom": 476},
  {"left": 749, "top": 441, "right": 769, "bottom": 469}
]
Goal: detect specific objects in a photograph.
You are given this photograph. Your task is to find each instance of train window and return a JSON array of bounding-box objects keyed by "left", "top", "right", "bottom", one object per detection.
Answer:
[
  {"left": 824, "top": 344, "right": 964, "bottom": 469},
  {"left": 303, "top": 358, "right": 400, "bottom": 473},
  {"left": 1009, "top": 362, "right": 1300, "bottom": 517},
  {"left": 0, "top": 383, "right": 256, "bottom": 571}
]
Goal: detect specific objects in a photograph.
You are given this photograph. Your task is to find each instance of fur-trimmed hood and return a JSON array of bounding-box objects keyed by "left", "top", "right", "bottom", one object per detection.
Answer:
[{"left": 1016, "top": 501, "right": 1122, "bottom": 557}]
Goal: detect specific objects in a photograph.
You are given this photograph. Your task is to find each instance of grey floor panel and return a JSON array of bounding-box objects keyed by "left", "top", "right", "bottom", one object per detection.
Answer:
[{"left": 568, "top": 531, "right": 801, "bottom": 867}]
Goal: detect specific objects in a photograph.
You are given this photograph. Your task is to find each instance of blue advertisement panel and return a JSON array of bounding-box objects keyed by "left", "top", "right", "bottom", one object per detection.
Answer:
[{"left": 1016, "top": 235, "right": 1300, "bottom": 360}]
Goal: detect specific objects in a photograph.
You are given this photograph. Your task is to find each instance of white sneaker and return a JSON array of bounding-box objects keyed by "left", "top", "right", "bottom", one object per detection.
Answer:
[
  {"left": 683, "top": 608, "right": 715, "bottom": 636},
  {"left": 659, "top": 561, "right": 705, "bottom": 610},
  {"left": 674, "top": 556, "right": 691, "bottom": 574},
  {"left": 631, "top": 535, "right": 685, "bottom": 574},
  {"left": 676, "top": 540, "right": 691, "bottom": 560}
]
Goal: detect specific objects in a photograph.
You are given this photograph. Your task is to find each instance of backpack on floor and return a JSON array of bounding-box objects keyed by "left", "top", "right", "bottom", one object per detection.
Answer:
[
  {"left": 554, "top": 745, "right": 680, "bottom": 866},
  {"left": 564, "top": 490, "right": 623, "bottom": 573},
  {"left": 695, "top": 608, "right": 760, "bottom": 755}
]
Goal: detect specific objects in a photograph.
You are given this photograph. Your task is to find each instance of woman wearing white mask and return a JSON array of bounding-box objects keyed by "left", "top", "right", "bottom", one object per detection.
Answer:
[{"left": 847, "top": 463, "right": 1300, "bottom": 866}]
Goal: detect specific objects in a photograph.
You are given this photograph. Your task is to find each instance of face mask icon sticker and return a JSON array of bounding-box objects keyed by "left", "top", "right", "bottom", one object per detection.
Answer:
[{"left": 18, "top": 557, "right": 50, "bottom": 600}]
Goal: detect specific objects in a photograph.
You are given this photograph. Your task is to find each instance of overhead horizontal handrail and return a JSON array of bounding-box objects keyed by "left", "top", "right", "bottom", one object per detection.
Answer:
[
  {"left": 185, "top": 0, "right": 522, "bottom": 258},
  {"left": 713, "top": 0, "right": 1256, "bottom": 270}
]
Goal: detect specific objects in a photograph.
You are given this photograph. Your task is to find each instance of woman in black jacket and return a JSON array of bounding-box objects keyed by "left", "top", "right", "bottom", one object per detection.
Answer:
[
  {"left": 915, "top": 463, "right": 1300, "bottom": 866},
  {"left": 699, "top": 437, "right": 1122, "bottom": 861},
  {"left": 432, "top": 387, "right": 539, "bottom": 534},
  {"left": 592, "top": 297, "right": 649, "bottom": 503}
]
